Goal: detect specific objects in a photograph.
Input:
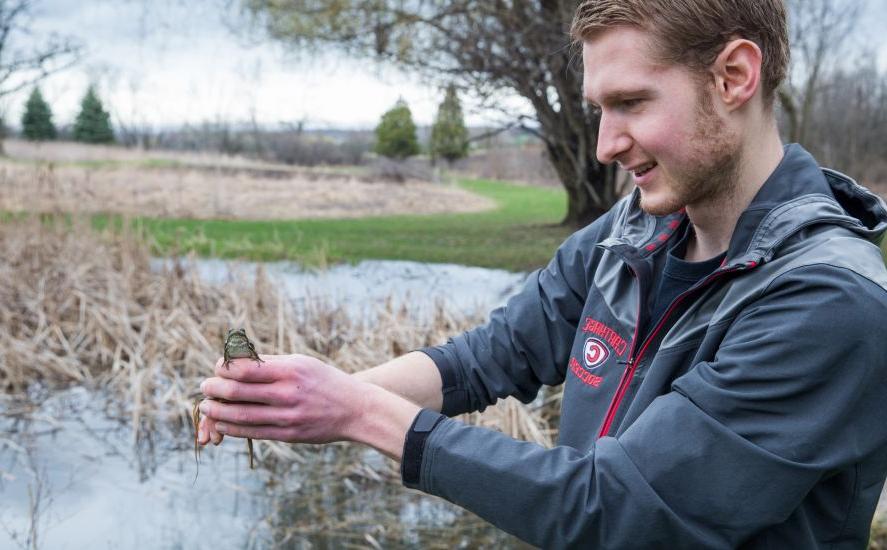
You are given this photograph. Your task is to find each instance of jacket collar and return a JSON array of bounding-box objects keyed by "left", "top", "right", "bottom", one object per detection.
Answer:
[{"left": 604, "top": 144, "right": 887, "bottom": 268}]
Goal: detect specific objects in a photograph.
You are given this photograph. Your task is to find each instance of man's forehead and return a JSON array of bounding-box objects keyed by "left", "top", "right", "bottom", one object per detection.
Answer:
[{"left": 581, "top": 31, "right": 671, "bottom": 102}]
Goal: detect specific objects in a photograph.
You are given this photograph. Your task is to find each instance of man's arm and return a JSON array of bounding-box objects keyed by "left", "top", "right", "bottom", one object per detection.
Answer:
[
  {"left": 422, "top": 206, "right": 619, "bottom": 417},
  {"left": 397, "top": 264, "right": 887, "bottom": 548},
  {"left": 353, "top": 351, "right": 443, "bottom": 412}
]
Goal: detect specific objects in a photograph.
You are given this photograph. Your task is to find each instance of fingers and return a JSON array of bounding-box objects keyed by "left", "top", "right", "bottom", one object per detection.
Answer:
[
  {"left": 200, "top": 376, "right": 280, "bottom": 405},
  {"left": 214, "top": 355, "right": 289, "bottom": 383},
  {"left": 212, "top": 421, "right": 293, "bottom": 442},
  {"left": 199, "top": 399, "right": 293, "bottom": 427},
  {"left": 198, "top": 417, "right": 224, "bottom": 446},
  {"left": 198, "top": 417, "right": 209, "bottom": 445}
]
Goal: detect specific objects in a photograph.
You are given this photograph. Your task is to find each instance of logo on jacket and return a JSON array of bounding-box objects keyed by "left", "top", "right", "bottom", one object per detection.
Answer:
[
  {"left": 583, "top": 337, "right": 610, "bottom": 369},
  {"left": 581, "top": 317, "right": 628, "bottom": 356}
]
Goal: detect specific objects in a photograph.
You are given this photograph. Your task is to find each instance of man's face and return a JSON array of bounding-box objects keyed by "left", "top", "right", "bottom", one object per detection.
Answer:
[{"left": 582, "top": 26, "right": 741, "bottom": 216}]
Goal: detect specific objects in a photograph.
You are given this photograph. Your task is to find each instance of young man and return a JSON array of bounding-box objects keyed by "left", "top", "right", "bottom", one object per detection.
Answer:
[{"left": 198, "top": 0, "right": 887, "bottom": 546}]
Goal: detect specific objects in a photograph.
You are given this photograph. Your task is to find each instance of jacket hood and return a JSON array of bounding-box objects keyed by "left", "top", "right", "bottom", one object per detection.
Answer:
[{"left": 726, "top": 144, "right": 887, "bottom": 264}]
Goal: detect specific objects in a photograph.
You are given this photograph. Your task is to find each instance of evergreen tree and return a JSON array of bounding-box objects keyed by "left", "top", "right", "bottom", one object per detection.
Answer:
[
  {"left": 429, "top": 84, "right": 469, "bottom": 165},
  {"left": 21, "top": 87, "right": 56, "bottom": 141},
  {"left": 73, "top": 86, "right": 114, "bottom": 144},
  {"left": 374, "top": 98, "right": 419, "bottom": 159}
]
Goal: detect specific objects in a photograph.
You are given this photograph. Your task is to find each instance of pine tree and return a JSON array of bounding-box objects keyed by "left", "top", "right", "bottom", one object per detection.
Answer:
[
  {"left": 73, "top": 86, "right": 114, "bottom": 144},
  {"left": 374, "top": 98, "right": 420, "bottom": 159},
  {"left": 429, "top": 84, "right": 469, "bottom": 165},
  {"left": 21, "top": 87, "right": 56, "bottom": 141}
]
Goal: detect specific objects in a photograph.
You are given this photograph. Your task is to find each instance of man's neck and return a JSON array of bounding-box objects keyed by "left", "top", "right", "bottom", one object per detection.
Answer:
[{"left": 684, "top": 125, "right": 784, "bottom": 262}]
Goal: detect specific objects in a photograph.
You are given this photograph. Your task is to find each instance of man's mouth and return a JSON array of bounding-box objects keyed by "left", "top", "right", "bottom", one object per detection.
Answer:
[{"left": 633, "top": 162, "right": 657, "bottom": 177}]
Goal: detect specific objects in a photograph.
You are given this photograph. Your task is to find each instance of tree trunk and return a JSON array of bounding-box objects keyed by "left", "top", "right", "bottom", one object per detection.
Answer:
[
  {"left": 562, "top": 180, "right": 609, "bottom": 227},
  {"left": 544, "top": 136, "right": 615, "bottom": 228},
  {"left": 778, "top": 87, "right": 800, "bottom": 143}
]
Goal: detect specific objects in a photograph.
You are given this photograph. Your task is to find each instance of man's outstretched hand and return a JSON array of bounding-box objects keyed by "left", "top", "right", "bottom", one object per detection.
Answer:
[{"left": 197, "top": 354, "right": 421, "bottom": 461}]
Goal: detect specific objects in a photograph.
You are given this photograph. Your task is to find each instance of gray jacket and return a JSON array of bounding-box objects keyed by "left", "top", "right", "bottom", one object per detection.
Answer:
[{"left": 409, "top": 144, "right": 887, "bottom": 548}]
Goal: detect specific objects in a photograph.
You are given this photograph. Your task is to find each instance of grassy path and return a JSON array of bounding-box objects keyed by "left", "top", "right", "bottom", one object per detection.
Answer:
[{"left": 96, "top": 179, "right": 574, "bottom": 272}]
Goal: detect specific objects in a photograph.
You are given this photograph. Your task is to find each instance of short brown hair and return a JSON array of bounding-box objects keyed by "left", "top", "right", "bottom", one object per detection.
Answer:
[{"left": 570, "top": 0, "right": 790, "bottom": 105}]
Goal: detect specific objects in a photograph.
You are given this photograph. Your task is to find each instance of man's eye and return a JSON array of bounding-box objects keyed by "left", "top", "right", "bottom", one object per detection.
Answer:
[
  {"left": 589, "top": 105, "right": 602, "bottom": 116},
  {"left": 621, "top": 98, "right": 643, "bottom": 109}
]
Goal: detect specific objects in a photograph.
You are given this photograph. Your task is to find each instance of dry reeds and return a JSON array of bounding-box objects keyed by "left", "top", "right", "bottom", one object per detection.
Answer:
[
  {"left": 0, "top": 215, "right": 559, "bottom": 460},
  {"left": 0, "top": 154, "right": 495, "bottom": 221},
  {"left": 872, "top": 517, "right": 887, "bottom": 550}
]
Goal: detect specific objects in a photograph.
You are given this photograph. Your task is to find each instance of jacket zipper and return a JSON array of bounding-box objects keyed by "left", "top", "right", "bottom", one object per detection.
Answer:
[
  {"left": 597, "top": 276, "right": 643, "bottom": 439},
  {"left": 596, "top": 263, "right": 753, "bottom": 438}
]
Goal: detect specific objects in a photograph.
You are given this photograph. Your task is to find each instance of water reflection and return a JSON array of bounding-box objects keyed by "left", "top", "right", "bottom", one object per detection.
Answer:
[
  {"left": 0, "top": 387, "right": 263, "bottom": 548},
  {"left": 149, "top": 257, "right": 528, "bottom": 323},
  {"left": 1, "top": 259, "right": 533, "bottom": 549},
  {"left": 0, "top": 387, "right": 530, "bottom": 549},
  {"left": 262, "top": 445, "right": 529, "bottom": 549}
]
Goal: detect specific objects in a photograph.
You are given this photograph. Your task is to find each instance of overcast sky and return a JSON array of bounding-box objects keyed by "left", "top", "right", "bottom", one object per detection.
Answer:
[{"left": 6, "top": 0, "right": 887, "bottom": 132}]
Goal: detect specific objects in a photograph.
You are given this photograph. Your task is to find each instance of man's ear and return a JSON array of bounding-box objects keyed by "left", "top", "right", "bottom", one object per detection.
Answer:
[{"left": 712, "top": 38, "right": 762, "bottom": 112}]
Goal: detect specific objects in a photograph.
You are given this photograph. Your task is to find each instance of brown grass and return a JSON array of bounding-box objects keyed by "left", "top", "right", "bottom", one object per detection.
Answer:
[
  {"left": 0, "top": 213, "right": 555, "bottom": 545},
  {"left": 872, "top": 516, "right": 887, "bottom": 550},
  {"left": 0, "top": 214, "right": 557, "bottom": 456},
  {"left": 4, "top": 138, "right": 350, "bottom": 172},
  {"left": 0, "top": 158, "right": 495, "bottom": 221}
]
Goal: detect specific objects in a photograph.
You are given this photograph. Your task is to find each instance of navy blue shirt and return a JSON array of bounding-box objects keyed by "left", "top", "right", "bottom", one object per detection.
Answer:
[{"left": 649, "top": 224, "right": 726, "bottom": 326}]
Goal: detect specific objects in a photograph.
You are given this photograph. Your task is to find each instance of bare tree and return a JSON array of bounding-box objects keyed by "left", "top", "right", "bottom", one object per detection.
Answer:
[
  {"left": 779, "top": 0, "right": 863, "bottom": 145},
  {"left": 239, "top": 1, "right": 618, "bottom": 227},
  {"left": 800, "top": 55, "right": 887, "bottom": 183},
  {"left": 0, "top": 0, "right": 81, "bottom": 146}
]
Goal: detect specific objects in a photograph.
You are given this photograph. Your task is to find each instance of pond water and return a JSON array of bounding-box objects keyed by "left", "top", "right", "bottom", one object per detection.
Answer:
[
  {"left": 149, "top": 257, "right": 530, "bottom": 323},
  {"left": 0, "top": 387, "right": 265, "bottom": 549},
  {"left": 0, "top": 260, "right": 532, "bottom": 549},
  {"left": 0, "top": 387, "right": 529, "bottom": 549}
]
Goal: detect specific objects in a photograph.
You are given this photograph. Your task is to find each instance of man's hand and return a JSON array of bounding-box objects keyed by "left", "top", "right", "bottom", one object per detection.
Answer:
[
  {"left": 197, "top": 354, "right": 422, "bottom": 460},
  {"left": 198, "top": 354, "right": 371, "bottom": 444}
]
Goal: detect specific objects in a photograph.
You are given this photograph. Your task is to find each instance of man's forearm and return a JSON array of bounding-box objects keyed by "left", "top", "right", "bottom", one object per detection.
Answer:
[
  {"left": 348, "top": 384, "right": 422, "bottom": 461},
  {"left": 353, "top": 351, "right": 444, "bottom": 412}
]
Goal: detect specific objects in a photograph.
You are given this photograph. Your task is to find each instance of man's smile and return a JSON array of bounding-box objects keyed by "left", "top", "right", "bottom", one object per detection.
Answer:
[{"left": 627, "top": 162, "right": 658, "bottom": 185}]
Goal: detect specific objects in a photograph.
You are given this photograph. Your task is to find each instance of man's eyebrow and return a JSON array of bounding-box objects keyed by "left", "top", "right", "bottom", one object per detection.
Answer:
[{"left": 585, "top": 88, "right": 652, "bottom": 107}]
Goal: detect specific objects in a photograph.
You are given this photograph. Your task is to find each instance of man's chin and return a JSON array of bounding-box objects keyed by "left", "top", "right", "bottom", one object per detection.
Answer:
[{"left": 638, "top": 193, "right": 684, "bottom": 217}]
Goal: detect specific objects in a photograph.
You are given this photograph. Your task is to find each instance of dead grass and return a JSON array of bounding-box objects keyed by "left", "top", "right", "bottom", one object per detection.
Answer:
[
  {"left": 4, "top": 138, "right": 344, "bottom": 173},
  {"left": 0, "top": 157, "right": 495, "bottom": 221},
  {"left": 0, "top": 215, "right": 558, "bottom": 457},
  {"left": 872, "top": 516, "right": 887, "bottom": 550}
]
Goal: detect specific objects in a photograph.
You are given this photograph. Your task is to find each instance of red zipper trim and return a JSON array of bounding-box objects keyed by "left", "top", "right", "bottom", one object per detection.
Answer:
[
  {"left": 596, "top": 263, "right": 752, "bottom": 438},
  {"left": 597, "top": 291, "right": 642, "bottom": 438}
]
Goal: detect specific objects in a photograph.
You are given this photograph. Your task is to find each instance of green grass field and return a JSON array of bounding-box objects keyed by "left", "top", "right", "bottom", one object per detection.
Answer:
[
  {"left": 27, "top": 173, "right": 887, "bottom": 271},
  {"left": 95, "top": 179, "right": 574, "bottom": 272}
]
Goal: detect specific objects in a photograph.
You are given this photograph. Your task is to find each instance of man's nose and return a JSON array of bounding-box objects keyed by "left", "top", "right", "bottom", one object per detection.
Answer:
[{"left": 595, "top": 113, "right": 631, "bottom": 165}]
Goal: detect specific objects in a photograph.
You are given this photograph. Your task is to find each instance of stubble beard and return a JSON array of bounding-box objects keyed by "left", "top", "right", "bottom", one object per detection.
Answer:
[{"left": 639, "top": 84, "right": 743, "bottom": 217}]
